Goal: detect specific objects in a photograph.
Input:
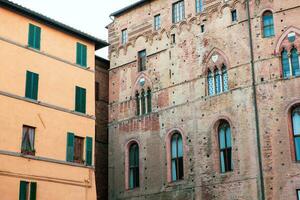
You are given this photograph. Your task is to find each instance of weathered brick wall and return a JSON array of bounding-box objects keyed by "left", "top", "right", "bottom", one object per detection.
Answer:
[
  {"left": 95, "top": 57, "right": 109, "bottom": 200},
  {"left": 108, "top": 0, "right": 300, "bottom": 199}
]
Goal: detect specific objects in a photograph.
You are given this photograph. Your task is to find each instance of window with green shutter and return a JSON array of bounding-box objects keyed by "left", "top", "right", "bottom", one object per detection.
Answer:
[
  {"left": 75, "top": 86, "right": 86, "bottom": 113},
  {"left": 66, "top": 132, "right": 75, "bottom": 162},
  {"left": 28, "top": 24, "right": 41, "bottom": 50},
  {"left": 25, "top": 71, "right": 39, "bottom": 100},
  {"left": 76, "top": 43, "right": 87, "bottom": 67},
  {"left": 30, "top": 182, "right": 37, "bottom": 200},
  {"left": 86, "top": 136, "right": 93, "bottom": 166},
  {"left": 19, "top": 181, "right": 28, "bottom": 200},
  {"left": 19, "top": 181, "right": 36, "bottom": 200}
]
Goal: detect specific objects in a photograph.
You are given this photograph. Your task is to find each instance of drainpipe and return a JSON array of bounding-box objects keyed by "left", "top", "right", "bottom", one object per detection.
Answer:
[{"left": 246, "top": 0, "right": 266, "bottom": 200}]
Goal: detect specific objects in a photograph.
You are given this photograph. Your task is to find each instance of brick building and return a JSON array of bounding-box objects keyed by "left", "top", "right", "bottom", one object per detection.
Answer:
[
  {"left": 107, "top": 0, "right": 300, "bottom": 199},
  {"left": 0, "top": 0, "right": 108, "bottom": 199}
]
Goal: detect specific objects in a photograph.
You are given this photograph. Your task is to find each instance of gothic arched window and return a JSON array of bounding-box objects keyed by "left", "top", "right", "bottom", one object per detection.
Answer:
[
  {"left": 129, "top": 143, "right": 139, "bottom": 189},
  {"left": 262, "top": 11, "right": 275, "bottom": 38},
  {"left": 171, "top": 132, "right": 184, "bottom": 181},
  {"left": 219, "top": 122, "right": 233, "bottom": 173}
]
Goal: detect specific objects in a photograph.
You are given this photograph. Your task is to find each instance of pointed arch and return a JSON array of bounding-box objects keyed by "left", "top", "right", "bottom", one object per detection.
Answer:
[
  {"left": 204, "top": 48, "right": 230, "bottom": 74},
  {"left": 275, "top": 26, "right": 300, "bottom": 55}
]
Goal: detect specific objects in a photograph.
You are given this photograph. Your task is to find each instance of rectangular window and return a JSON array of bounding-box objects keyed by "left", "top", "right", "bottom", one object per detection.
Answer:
[
  {"left": 201, "top": 24, "right": 205, "bottom": 33},
  {"left": 154, "top": 14, "right": 161, "bottom": 30},
  {"left": 28, "top": 24, "right": 41, "bottom": 50},
  {"left": 172, "top": 1, "right": 185, "bottom": 23},
  {"left": 76, "top": 42, "right": 87, "bottom": 67},
  {"left": 138, "top": 50, "right": 146, "bottom": 72},
  {"left": 21, "top": 126, "right": 35, "bottom": 156},
  {"left": 75, "top": 86, "right": 86, "bottom": 114},
  {"left": 25, "top": 71, "right": 39, "bottom": 100},
  {"left": 19, "top": 181, "right": 37, "bottom": 200},
  {"left": 121, "top": 29, "right": 128, "bottom": 45},
  {"left": 95, "top": 82, "right": 100, "bottom": 101},
  {"left": 195, "top": 0, "right": 204, "bottom": 14},
  {"left": 297, "top": 190, "right": 300, "bottom": 200},
  {"left": 74, "top": 136, "right": 84, "bottom": 164},
  {"left": 171, "top": 34, "right": 176, "bottom": 44},
  {"left": 231, "top": 10, "right": 237, "bottom": 22}
]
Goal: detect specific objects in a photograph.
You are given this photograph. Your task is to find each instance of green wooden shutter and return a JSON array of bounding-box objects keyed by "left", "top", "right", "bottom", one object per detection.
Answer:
[
  {"left": 32, "top": 73, "right": 39, "bottom": 100},
  {"left": 75, "top": 86, "right": 86, "bottom": 113},
  {"left": 30, "top": 182, "right": 37, "bottom": 200},
  {"left": 75, "top": 86, "right": 81, "bottom": 112},
  {"left": 25, "top": 71, "right": 33, "bottom": 99},
  {"left": 81, "top": 88, "right": 86, "bottom": 114},
  {"left": 82, "top": 44, "right": 87, "bottom": 67},
  {"left": 66, "top": 132, "right": 75, "bottom": 162},
  {"left": 76, "top": 43, "right": 81, "bottom": 65},
  {"left": 86, "top": 136, "right": 93, "bottom": 166},
  {"left": 35, "top": 26, "right": 41, "bottom": 50},
  {"left": 28, "top": 24, "right": 34, "bottom": 48},
  {"left": 25, "top": 71, "right": 39, "bottom": 100},
  {"left": 19, "top": 181, "right": 27, "bottom": 200}
]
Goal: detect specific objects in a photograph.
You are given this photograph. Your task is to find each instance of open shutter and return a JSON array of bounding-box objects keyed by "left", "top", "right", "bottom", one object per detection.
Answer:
[
  {"left": 32, "top": 73, "right": 39, "bottom": 100},
  {"left": 30, "top": 182, "right": 37, "bottom": 200},
  {"left": 25, "top": 71, "right": 32, "bottom": 98},
  {"left": 81, "top": 88, "right": 86, "bottom": 114},
  {"left": 82, "top": 44, "right": 87, "bottom": 67},
  {"left": 19, "top": 181, "right": 27, "bottom": 200},
  {"left": 75, "top": 86, "right": 81, "bottom": 112},
  {"left": 35, "top": 26, "right": 41, "bottom": 50},
  {"left": 76, "top": 43, "right": 81, "bottom": 65},
  {"left": 28, "top": 24, "right": 34, "bottom": 48},
  {"left": 66, "top": 132, "right": 74, "bottom": 162},
  {"left": 85, "top": 136, "right": 93, "bottom": 166}
]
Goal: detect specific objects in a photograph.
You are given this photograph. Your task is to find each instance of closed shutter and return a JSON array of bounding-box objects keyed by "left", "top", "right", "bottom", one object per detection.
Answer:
[
  {"left": 25, "top": 71, "right": 39, "bottom": 100},
  {"left": 28, "top": 24, "right": 34, "bottom": 48},
  {"left": 82, "top": 44, "right": 87, "bottom": 67},
  {"left": 76, "top": 43, "right": 82, "bottom": 65},
  {"left": 85, "top": 137, "right": 93, "bottom": 166},
  {"left": 35, "top": 26, "right": 41, "bottom": 50},
  {"left": 81, "top": 88, "right": 86, "bottom": 113},
  {"left": 19, "top": 181, "right": 27, "bottom": 200},
  {"left": 75, "top": 86, "right": 86, "bottom": 113},
  {"left": 30, "top": 182, "right": 37, "bottom": 200},
  {"left": 32, "top": 73, "right": 39, "bottom": 100},
  {"left": 66, "top": 132, "right": 75, "bottom": 162},
  {"left": 25, "top": 71, "right": 33, "bottom": 99}
]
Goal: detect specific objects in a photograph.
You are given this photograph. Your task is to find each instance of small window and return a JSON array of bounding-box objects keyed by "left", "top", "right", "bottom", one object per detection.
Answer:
[
  {"left": 231, "top": 10, "right": 237, "bottom": 22},
  {"left": 129, "top": 143, "right": 139, "bottom": 189},
  {"left": 219, "top": 122, "right": 233, "bottom": 173},
  {"left": 172, "top": 1, "right": 185, "bottom": 23},
  {"left": 21, "top": 126, "right": 35, "bottom": 156},
  {"left": 28, "top": 24, "right": 41, "bottom": 50},
  {"left": 25, "top": 71, "right": 39, "bottom": 100},
  {"left": 121, "top": 29, "right": 128, "bottom": 45},
  {"left": 75, "top": 86, "right": 86, "bottom": 113},
  {"left": 195, "top": 0, "right": 204, "bottom": 14},
  {"left": 74, "top": 136, "right": 84, "bottom": 164},
  {"left": 262, "top": 11, "right": 275, "bottom": 38},
  {"left": 154, "top": 14, "right": 161, "bottom": 30},
  {"left": 171, "top": 34, "right": 176, "bottom": 44},
  {"left": 138, "top": 50, "right": 146, "bottom": 72},
  {"left": 200, "top": 24, "right": 205, "bottom": 33},
  {"left": 297, "top": 189, "right": 300, "bottom": 200},
  {"left": 76, "top": 43, "right": 87, "bottom": 67},
  {"left": 171, "top": 132, "right": 184, "bottom": 181},
  {"left": 95, "top": 82, "right": 100, "bottom": 101},
  {"left": 19, "top": 181, "right": 37, "bottom": 200}
]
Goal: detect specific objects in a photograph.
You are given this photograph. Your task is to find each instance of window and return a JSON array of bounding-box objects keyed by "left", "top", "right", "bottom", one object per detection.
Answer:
[
  {"left": 208, "top": 65, "right": 229, "bottom": 96},
  {"left": 171, "top": 34, "right": 176, "bottom": 44},
  {"left": 195, "top": 0, "right": 204, "bottom": 14},
  {"left": 76, "top": 42, "right": 87, "bottom": 67},
  {"left": 21, "top": 126, "right": 35, "bottom": 156},
  {"left": 219, "top": 122, "right": 233, "bottom": 173},
  {"left": 200, "top": 24, "right": 205, "bottom": 33},
  {"left": 292, "top": 107, "right": 300, "bottom": 161},
  {"left": 171, "top": 132, "right": 184, "bottom": 181},
  {"left": 66, "top": 132, "right": 93, "bottom": 166},
  {"left": 28, "top": 24, "right": 41, "bottom": 50},
  {"left": 121, "top": 29, "right": 128, "bottom": 45},
  {"left": 19, "top": 181, "right": 37, "bottom": 200},
  {"left": 281, "top": 47, "right": 300, "bottom": 78},
  {"left": 138, "top": 50, "right": 146, "bottom": 72},
  {"left": 297, "top": 189, "right": 300, "bottom": 200},
  {"left": 262, "top": 11, "right": 275, "bottom": 38},
  {"left": 25, "top": 71, "right": 39, "bottom": 100},
  {"left": 129, "top": 143, "right": 139, "bottom": 189},
  {"left": 136, "top": 88, "right": 152, "bottom": 116},
  {"left": 75, "top": 86, "right": 86, "bottom": 114},
  {"left": 154, "top": 14, "right": 161, "bottom": 31},
  {"left": 231, "top": 10, "right": 237, "bottom": 22},
  {"left": 172, "top": 1, "right": 185, "bottom": 23},
  {"left": 95, "top": 81, "right": 100, "bottom": 101}
]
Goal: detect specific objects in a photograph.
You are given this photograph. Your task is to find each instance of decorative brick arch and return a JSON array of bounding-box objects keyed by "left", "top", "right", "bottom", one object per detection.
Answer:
[
  {"left": 124, "top": 139, "right": 142, "bottom": 190},
  {"left": 165, "top": 128, "right": 187, "bottom": 183},
  {"left": 132, "top": 73, "right": 153, "bottom": 96},
  {"left": 275, "top": 26, "right": 300, "bottom": 55},
  {"left": 204, "top": 48, "right": 230, "bottom": 74}
]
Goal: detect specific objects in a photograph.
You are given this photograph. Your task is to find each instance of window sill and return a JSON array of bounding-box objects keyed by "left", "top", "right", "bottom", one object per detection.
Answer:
[
  {"left": 207, "top": 90, "right": 230, "bottom": 99},
  {"left": 125, "top": 187, "right": 140, "bottom": 192},
  {"left": 166, "top": 179, "right": 185, "bottom": 187}
]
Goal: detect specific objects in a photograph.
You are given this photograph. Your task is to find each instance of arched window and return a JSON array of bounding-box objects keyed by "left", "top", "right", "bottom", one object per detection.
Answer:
[
  {"left": 129, "top": 143, "right": 139, "bottom": 189},
  {"left": 208, "top": 70, "right": 215, "bottom": 96},
  {"left": 218, "top": 122, "right": 233, "bottom": 173},
  {"left": 147, "top": 88, "right": 152, "bottom": 113},
  {"left": 135, "top": 88, "right": 152, "bottom": 116},
  {"left": 135, "top": 91, "right": 140, "bottom": 116},
  {"left": 291, "top": 47, "right": 300, "bottom": 76},
  {"left": 222, "top": 65, "right": 228, "bottom": 92},
  {"left": 292, "top": 107, "right": 300, "bottom": 161},
  {"left": 141, "top": 89, "right": 146, "bottom": 115},
  {"left": 282, "top": 49, "right": 290, "bottom": 78},
  {"left": 171, "top": 132, "right": 183, "bottom": 181},
  {"left": 215, "top": 68, "right": 222, "bottom": 94},
  {"left": 262, "top": 11, "right": 275, "bottom": 38},
  {"left": 195, "top": 0, "right": 203, "bottom": 13}
]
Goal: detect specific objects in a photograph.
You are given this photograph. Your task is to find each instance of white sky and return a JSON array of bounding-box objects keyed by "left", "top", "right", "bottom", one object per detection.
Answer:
[{"left": 11, "top": 0, "right": 139, "bottom": 59}]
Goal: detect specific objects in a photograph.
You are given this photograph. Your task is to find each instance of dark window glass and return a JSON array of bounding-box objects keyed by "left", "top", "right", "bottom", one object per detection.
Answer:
[
  {"left": 154, "top": 14, "right": 161, "bottom": 30},
  {"left": 171, "top": 133, "right": 184, "bottom": 181},
  {"left": 195, "top": 0, "right": 204, "bottom": 13},
  {"left": 292, "top": 107, "right": 300, "bottom": 161},
  {"left": 263, "top": 11, "right": 275, "bottom": 38},
  {"left": 219, "top": 122, "right": 233, "bottom": 173},
  {"left": 122, "top": 29, "right": 128, "bottom": 45},
  {"left": 95, "top": 82, "right": 100, "bottom": 101},
  {"left": 172, "top": 1, "right": 185, "bottom": 23},
  {"left": 141, "top": 89, "right": 146, "bottom": 115},
  {"left": 129, "top": 143, "right": 139, "bottom": 189},
  {"left": 291, "top": 48, "right": 300, "bottom": 76},
  {"left": 231, "top": 10, "right": 237, "bottom": 22},
  {"left": 136, "top": 91, "right": 140, "bottom": 116},
  {"left": 297, "top": 189, "right": 300, "bottom": 200},
  {"left": 138, "top": 50, "right": 146, "bottom": 72},
  {"left": 147, "top": 88, "right": 152, "bottom": 113},
  {"left": 201, "top": 24, "right": 205, "bottom": 33},
  {"left": 74, "top": 136, "right": 84, "bottom": 164},
  {"left": 171, "top": 34, "right": 176, "bottom": 44},
  {"left": 21, "top": 126, "right": 35, "bottom": 156}
]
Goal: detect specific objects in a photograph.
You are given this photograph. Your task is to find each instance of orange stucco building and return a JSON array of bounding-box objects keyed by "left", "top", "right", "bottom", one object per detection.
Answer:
[{"left": 0, "top": 0, "right": 108, "bottom": 199}]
